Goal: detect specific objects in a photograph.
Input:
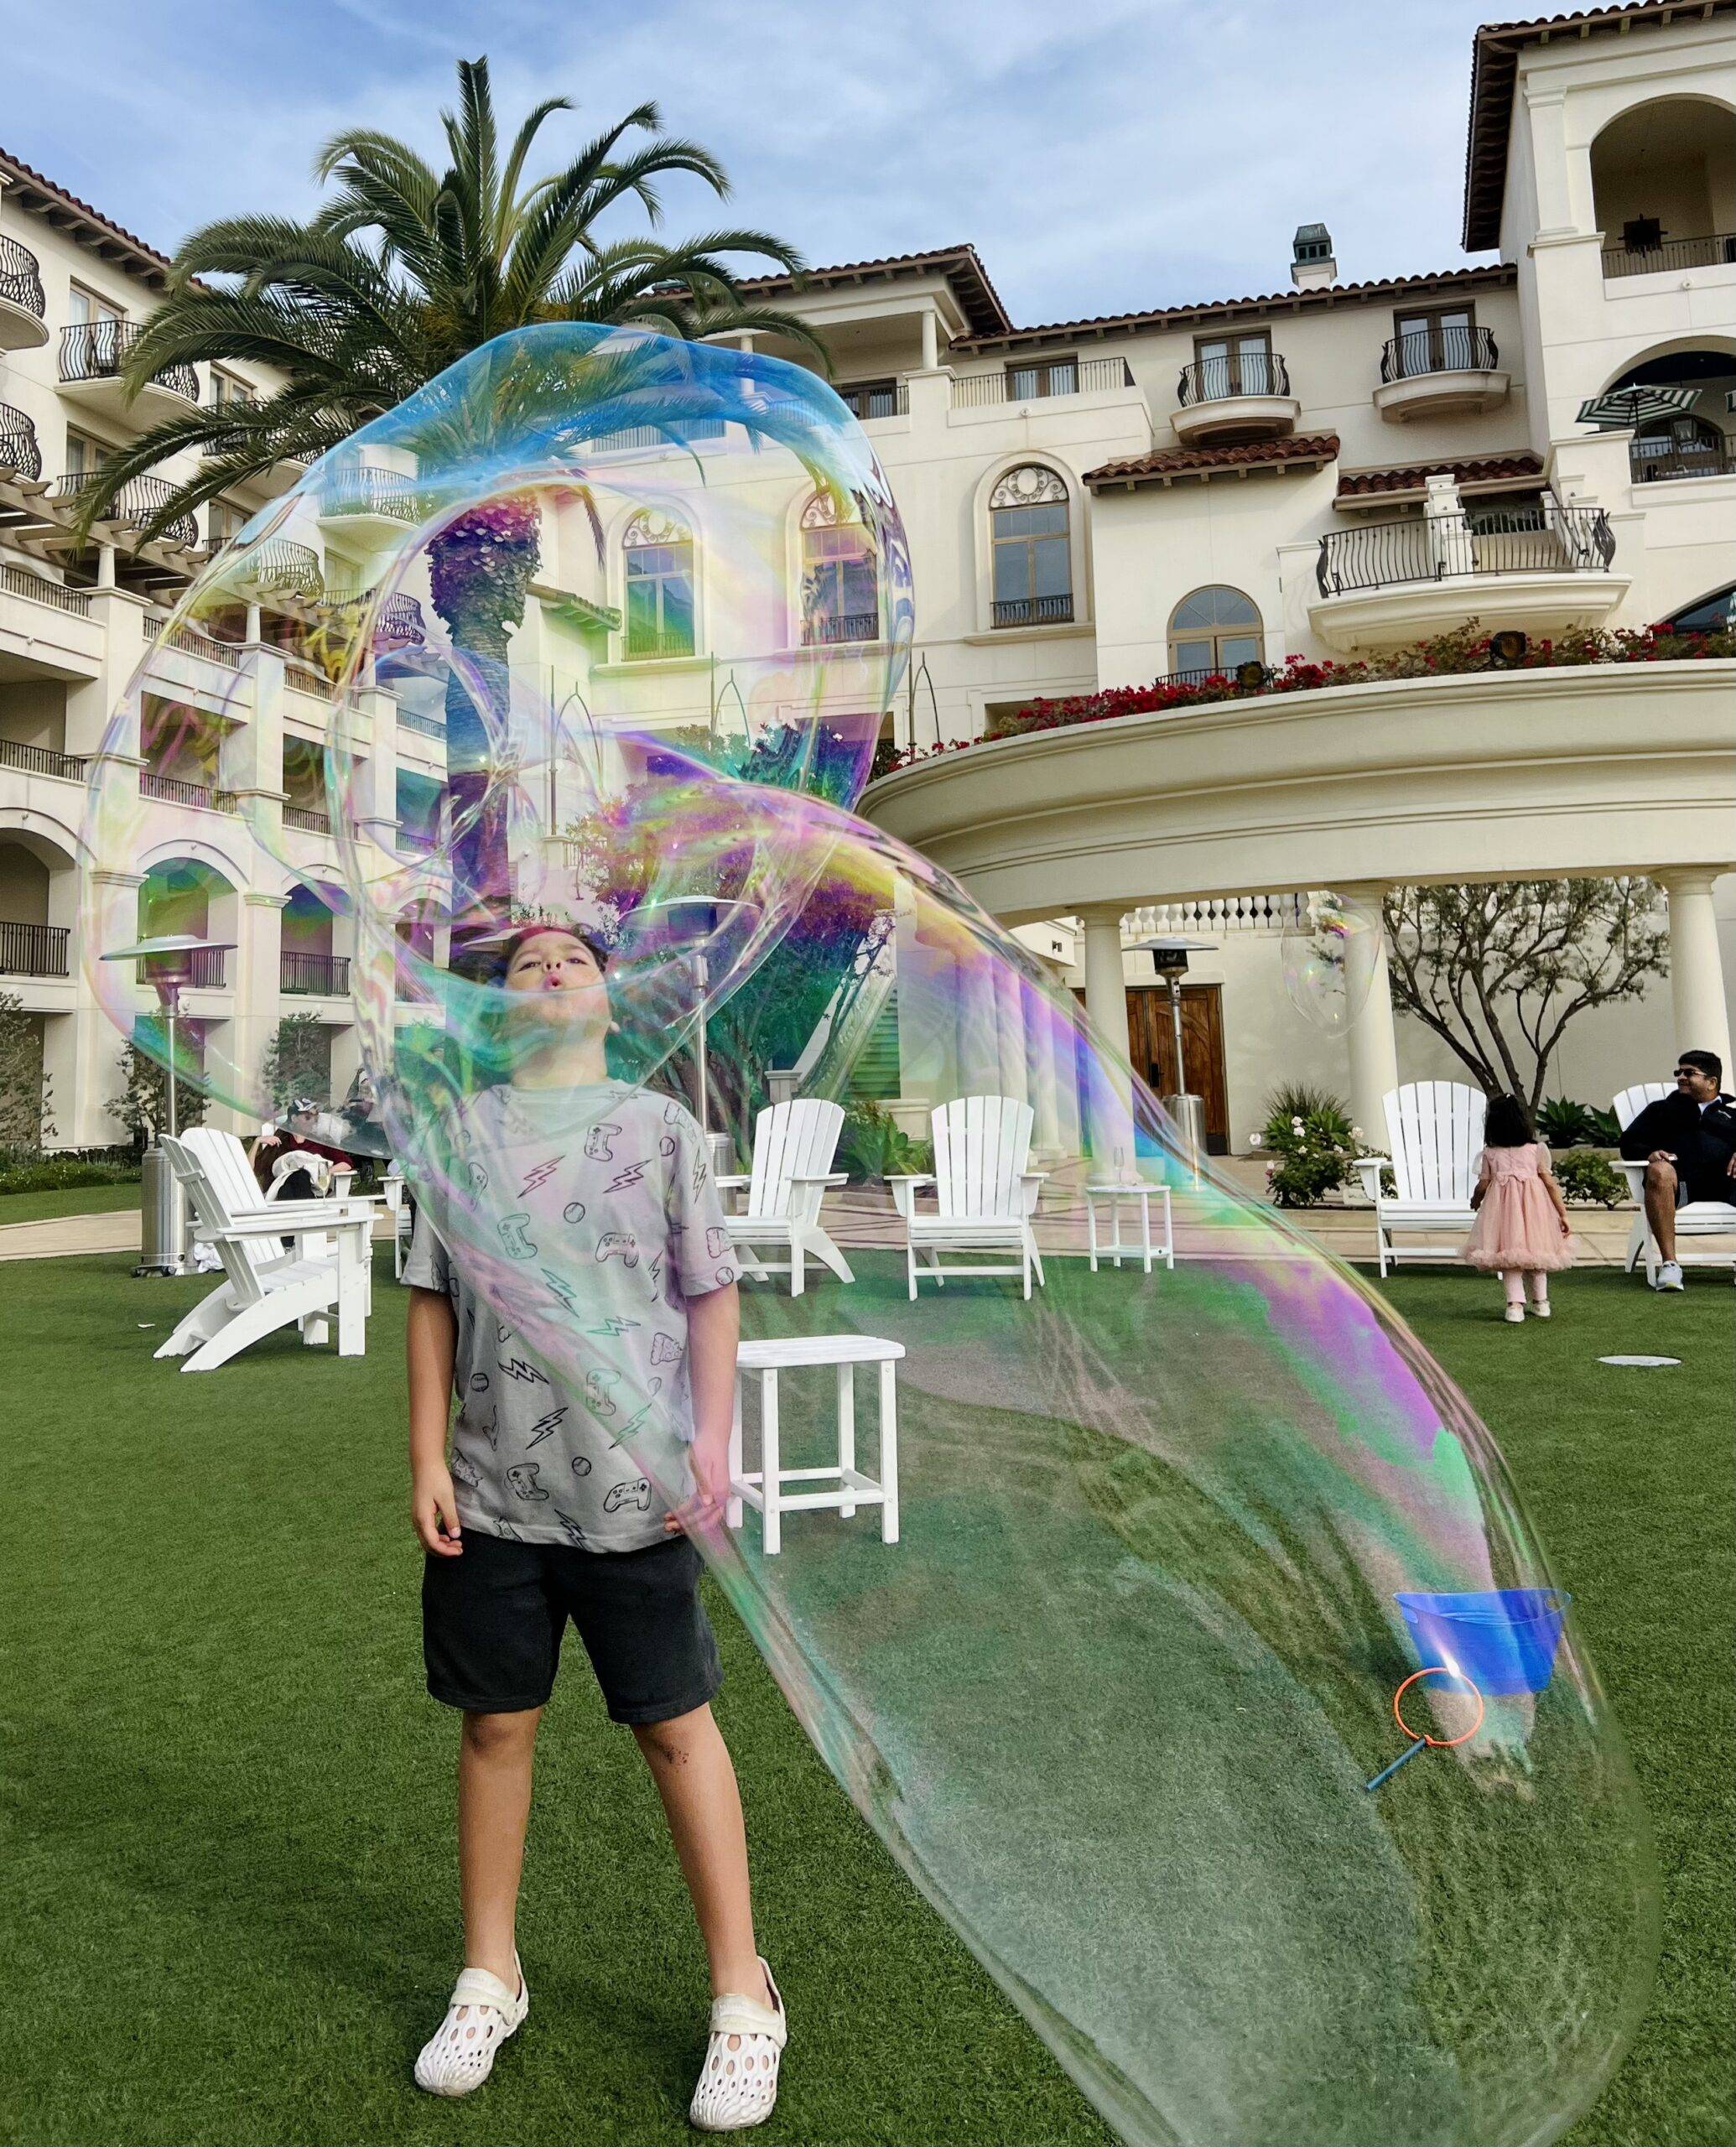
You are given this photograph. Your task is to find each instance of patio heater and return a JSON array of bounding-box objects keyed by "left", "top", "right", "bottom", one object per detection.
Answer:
[
  {"left": 101, "top": 934, "right": 236, "bottom": 1276},
  {"left": 618, "top": 896, "right": 757, "bottom": 1177},
  {"left": 1128, "top": 935, "right": 1216, "bottom": 1178}
]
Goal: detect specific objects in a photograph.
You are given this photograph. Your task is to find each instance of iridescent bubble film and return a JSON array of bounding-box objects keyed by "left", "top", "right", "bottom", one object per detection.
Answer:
[
  {"left": 1282, "top": 889, "right": 1382, "bottom": 1034},
  {"left": 82, "top": 327, "right": 1654, "bottom": 2147}
]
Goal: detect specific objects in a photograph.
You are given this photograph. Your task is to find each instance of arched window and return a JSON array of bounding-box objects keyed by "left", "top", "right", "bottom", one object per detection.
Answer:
[
  {"left": 1665, "top": 580, "right": 1736, "bottom": 632},
  {"left": 1167, "top": 585, "right": 1263, "bottom": 679},
  {"left": 800, "top": 491, "right": 879, "bottom": 645},
  {"left": 990, "top": 465, "right": 1073, "bottom": 627},
  {"left": 622, "top": 507, "right": 695, "bottom": 658},
  {"left": 1631, "top": 412, "right": 1730, "bottom": 484}
]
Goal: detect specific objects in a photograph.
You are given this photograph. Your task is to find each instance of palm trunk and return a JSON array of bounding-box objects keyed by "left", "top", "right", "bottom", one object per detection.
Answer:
[{"left": 428, "top": 502, "right": 541, "bottom": 964}]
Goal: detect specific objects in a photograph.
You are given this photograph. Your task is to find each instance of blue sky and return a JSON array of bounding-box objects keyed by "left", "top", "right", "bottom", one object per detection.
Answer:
[{"left": 3, "top": 0, "right": 1505, "bottom": 324}]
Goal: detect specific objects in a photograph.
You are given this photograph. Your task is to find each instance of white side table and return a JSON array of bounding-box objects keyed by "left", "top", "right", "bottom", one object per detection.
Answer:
[
  {"left": 728, "top": 1334, "right": 903, "bottom": 1554},
  {"left": 1083, "top": 1181, "right": 1174, "bottom": 1274}
]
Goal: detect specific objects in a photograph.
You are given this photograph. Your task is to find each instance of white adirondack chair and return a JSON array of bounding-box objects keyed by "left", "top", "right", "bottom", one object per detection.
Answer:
[
  {"left": 715, "top": 1099, "right": 851, "bottom": 1297},
  {"left": 891, "top": 1094, "right": 1047, "bottom": 1300},
  {"left": 1354, "top": 1082, "right": 1487, "bottom": 1276},
  {"left": 153, "top": 1127, "right": 372, "bottom": 1371},
  {"left": 1614, "top": 1083, "right": 1736, "bottom": 1283}
]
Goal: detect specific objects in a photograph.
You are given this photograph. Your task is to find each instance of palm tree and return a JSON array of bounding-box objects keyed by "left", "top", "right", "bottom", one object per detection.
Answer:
[{"left": 81, "top": 58, "right": 819, "bottom": 933}]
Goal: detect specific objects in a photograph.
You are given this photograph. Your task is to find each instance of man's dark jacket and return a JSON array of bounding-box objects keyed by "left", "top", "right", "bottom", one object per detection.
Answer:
[{"left": 1619, "top": 1089, "right": 1736, "bottom": 1192}]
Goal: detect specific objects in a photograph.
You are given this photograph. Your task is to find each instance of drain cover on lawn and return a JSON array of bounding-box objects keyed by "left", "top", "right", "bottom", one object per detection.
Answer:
[{"left": 1598, "top": 1354, "right": 1681, "bottom": 1368}]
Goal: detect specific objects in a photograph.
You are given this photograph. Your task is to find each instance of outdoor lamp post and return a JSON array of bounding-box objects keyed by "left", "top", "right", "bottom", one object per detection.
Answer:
[
  {"left": 1128, "top": 935, "right": 1216, "bottom": 1180},
  {"left": 101, "top": 934, "right": 236, "bottom": 1276}
]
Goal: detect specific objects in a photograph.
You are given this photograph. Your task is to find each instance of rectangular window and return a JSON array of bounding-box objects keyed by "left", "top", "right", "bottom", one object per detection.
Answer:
[
  {"left": 1192, "top": 332, "right": 1273, "bottom": 398},
  {"left": 838, "top": 379, "right": 900, "bottom": 421},
  {"left": 211, "top": 370, "right": 255, "bottom": 410},
  {"left": 1006, "top": 357, "right": 1079, "bottom": 403},
  {"left": 1391, "top": 307, "right": 1477, "bottom": 377}
]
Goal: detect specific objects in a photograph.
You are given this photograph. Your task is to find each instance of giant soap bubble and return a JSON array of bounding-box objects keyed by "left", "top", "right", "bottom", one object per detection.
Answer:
[
  {"left": 1282, "top": 889, "right": 1382, "bottom": 1033},
  {"left": 82, "top": 325, "right": 1655, "bottom": 2145}
]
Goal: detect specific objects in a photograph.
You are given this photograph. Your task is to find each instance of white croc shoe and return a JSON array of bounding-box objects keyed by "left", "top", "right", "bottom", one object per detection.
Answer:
[
  {"left": 689, "top": 1957, "right": 786, "bottom": 2132},
  {"left": 413, "top": 1957, "right": 528, "bottom": 2097}
]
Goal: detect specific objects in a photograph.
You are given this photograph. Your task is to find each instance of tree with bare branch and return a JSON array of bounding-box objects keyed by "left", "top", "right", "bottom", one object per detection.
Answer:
[{"left": 1383, "top": 879, "right": 1670, "bottom": 1110}]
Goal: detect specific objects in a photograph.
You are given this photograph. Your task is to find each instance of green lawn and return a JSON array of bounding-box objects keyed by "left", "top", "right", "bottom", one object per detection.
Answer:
[
  {"left": 0, "top": 1180, "right": 142, "bottom": 1227},
  {"left": 0, "top": 1257, "right": 1728, "bottom": 2147}
]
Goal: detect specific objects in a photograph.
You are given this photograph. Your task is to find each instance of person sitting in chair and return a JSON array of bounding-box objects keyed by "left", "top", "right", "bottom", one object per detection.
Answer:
[
  {"left": 250, "top": 1099, "right": 352, "bottom": 1204},
  {"left": 1617, "top": 1049, "right": 1736, "bottom": 1291}
]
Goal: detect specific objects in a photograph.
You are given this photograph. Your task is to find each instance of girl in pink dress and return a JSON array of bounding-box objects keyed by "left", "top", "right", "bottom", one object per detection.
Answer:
[{"left": 1464, "top": 1094, "right": 1576, "bottom": 1322}]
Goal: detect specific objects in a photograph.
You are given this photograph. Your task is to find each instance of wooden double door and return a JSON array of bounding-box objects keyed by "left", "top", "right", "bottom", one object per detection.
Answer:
[{"left": 1124, "top": 984, "right": 1229, "bottom": 1154}]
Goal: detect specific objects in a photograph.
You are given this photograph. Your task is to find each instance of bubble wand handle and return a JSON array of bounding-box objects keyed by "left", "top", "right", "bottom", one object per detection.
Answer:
[{"left": 1363, "top": 1738, "right": 1427, "bottom": 1793}]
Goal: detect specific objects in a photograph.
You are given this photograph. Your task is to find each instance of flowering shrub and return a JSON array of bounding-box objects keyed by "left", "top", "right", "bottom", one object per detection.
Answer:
[
  {"left": 1251, "top": 1094, "right": 1363, "bottom": 1208},
  {"left": 869, "top": 621, "right": 1736, "bottom": 777}
]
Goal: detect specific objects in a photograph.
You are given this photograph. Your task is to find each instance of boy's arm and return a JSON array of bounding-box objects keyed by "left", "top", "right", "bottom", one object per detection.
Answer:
[
  {"left": 407, "top": 1286, "right": 463, "bottom": 1556},
  {"left": 668, "top": 1280, "right": 739, "bottom": 1539}
]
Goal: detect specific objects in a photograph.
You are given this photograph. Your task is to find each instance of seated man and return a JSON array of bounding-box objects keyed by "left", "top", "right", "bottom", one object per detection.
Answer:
[{"left": 1618, "top": 1048, "right": 1736, "bottom": 1290}]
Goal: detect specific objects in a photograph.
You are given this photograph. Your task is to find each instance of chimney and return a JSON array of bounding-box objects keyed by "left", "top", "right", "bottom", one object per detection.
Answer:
[{"left": 1292, "top": 222, "right": 1337, "bottom": 290}]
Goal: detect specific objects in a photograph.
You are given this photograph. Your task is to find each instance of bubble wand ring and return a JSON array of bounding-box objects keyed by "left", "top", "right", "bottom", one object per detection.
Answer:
[{"left": 1364, "top": 1666, "right": 1485, "bottom": 1792}]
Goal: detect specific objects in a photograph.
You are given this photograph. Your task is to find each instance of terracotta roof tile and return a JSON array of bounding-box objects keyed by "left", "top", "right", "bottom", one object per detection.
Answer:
[
  {"left": 1337, "top": 451, "right": 1545, "bottom": 501},
  {"left": 1463, "top": 3, "right": 1736, "bottom": 250},
  {"left": 0, "top": 143, "right": 176, "bottom": 287},
  {"left": 1084, "top": 434, "right": 1340, "bottom": 489},
  {"left": 956, "top": 265, "right": 1514, "bottom": 354},
  {"left": 740, "top": 244, "right": 1012, "bottom": 339}
]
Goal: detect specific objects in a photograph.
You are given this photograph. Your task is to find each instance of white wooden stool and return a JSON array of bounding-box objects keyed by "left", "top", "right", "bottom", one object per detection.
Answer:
[
  {"left": 728, "top": 1334, "right": 903, "bottom": 1555},
  {"left": 1083, "top": 1181, "right": 1175, "bottom": 1274}
]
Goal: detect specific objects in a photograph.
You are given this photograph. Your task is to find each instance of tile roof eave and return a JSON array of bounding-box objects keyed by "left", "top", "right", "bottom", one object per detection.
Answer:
[
  {"left": 1461, "top": 1, "right": 1736, "bottom": 252},
  {"left": 954, "top": 265, "right": 1515, "bottom": 356},
  {"left": 1084, "top": 434, "right": 1341, "bottom": 490},
  {"left": 738, "top": 245, "right": 1013, "bottom": 339},
  {"left": 1334, "top": 450, "right": 1546, "bottom": 505},
  {"left": 0, "top": 145, "right": 177, "bottom": 289}
]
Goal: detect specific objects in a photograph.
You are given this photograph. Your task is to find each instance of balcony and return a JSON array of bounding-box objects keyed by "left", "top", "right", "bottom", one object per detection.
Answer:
[
  {"left": 139, "top": 770, "right": 221, "bottom": 810},
  {"left": 283, "top": 803, "right": 332, "bottom": 836},
  {"left": 145, "top": 944, "right": 226, "bottom": 989},
  {"left": 375, "top": 593, "right": 426, "bottom": 649},
  {"left": 1310, "top": 502, "right": 1625, "bottom": 652},
  {"left": 0, "top": 236, "right": 48, "bottom": 351},
  {"left": 1373, "top": 327, "right": 1509, "bottom": 424},
  {"left": 280, "top": 950, "right": 350, "bottom": 996},
  {"left": 802, "top": 610, "right": 881, "bottom": 647},
  {"left": 622, "top": 627, "right": 698, "bottom": 662},
  {"left": 154, "top": 619, "right": 244, "bottom": 669},
  {"left": 58, "top": 320, "right": 198, "bottom": 422},
  {"left": 1629, "top": 435, "right": 1736, "bottom": 486},
  {"left": 236, "top": 538, "right": 323, "bottom": 599},
  {"left": 51, "top": 471, "right": 198, "bottom": 549},
  {"left": 0, "top": 735, "right": 89, "bottom": 782},
  {"left": 992, "top": 593, "right": 1074, "bottom": 629},
  {"left": 395, "top": 707, "right": 446, "bottom": 741},
  {"left": 0, "top": 402, "right": 42, "bottom": 480},
  {"left": 1602, "top": 231, "right": 1736, "bottom": 279},
  {"left": 952, "top": 356, "right": 1135, "bottom": 409},
  {"left": 0, "top": 563, "right": 91, "bottom": 621},
  {"left": 398, "top": 824, "right": 440, "bottom": 854},
  {"left": 1172, "top": 353, "right": 1299, "bottom": 445},
  {"left": 0, "top": 919, "right": 70, "bottom": 978},
  {"left": 318, "top": 466, "right": 423, "bottom": 545}
]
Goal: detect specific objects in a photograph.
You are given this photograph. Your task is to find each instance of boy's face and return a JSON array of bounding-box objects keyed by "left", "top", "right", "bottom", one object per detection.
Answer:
[{"left": 502, "top": 929, "right": 610, "bottom": 1041}]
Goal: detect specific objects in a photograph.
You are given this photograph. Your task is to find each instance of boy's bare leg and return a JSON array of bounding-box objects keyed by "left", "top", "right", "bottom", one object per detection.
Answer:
[
  {"left": 634, "top": 1703, "right": 772, "bottom": 2009},
  {"left": 1643, "top": 1159, "right": 1678, "bottom": 1263},
  {"left": 459, "top": 1708, "right": 541, "bottom": 1987}
]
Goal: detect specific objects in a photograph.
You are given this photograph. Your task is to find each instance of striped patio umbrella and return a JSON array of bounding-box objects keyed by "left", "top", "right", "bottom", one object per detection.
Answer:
[{"left": 1576, "top": 384, "right": 1701, "bottom": 429}]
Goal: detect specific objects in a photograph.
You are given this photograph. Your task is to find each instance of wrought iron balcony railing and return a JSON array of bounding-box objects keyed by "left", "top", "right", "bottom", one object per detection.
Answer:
[
  {"left": 60, "top": 319, "right": 198, "bottom": 403},
  {"left": 623, "top": 627, "right": 697, "bottom": 660},
  {"left": 1380, "top": 325, "right": 1500, "bottom": 381},
  {"left": 322, "top": 467, "right": 421, "bottom": 522},
  {"left": 0, "top": 735, "right": 88, "bottom": 780},
  {"left": 283, "top": 803, "right": 332, "bottom": 835},
  {"left": 395, "top": 708, "right": 447, "bottom": 741},
  {"left": 52, "top": 470, "right": 198, "bottom": 548},
  {"left": 156, "top": 618, "right": 244, "bottom": 667},
  {"left": 953, "top": 357, "right": 1135, "bottom": 408},
  {"left": 1177, "top": 351, "right": 1292, "bottom": 403},
  {"left": 280, "top": 950, "right": 349, "bottom": 994},
  {"left": 0, "top": 401, "right": 41, "bottom": 479},
  {"left": 1316, "top": 503, "right": 1615, "bottom": 596},
  {"left": 992, "top": 593, "right": 1075, "bottom": 627},
  {"left": 139, "top": 770, "right": 216, "bottom": 809},
  {"left": 1629, "top": 436, "right": 1736, "bottom": 484},
  {"left": 0, "top": 918, "right": 70, "bottom": 978},
  {"left": 1601, "top": 230, "right": 1736, "bottom": 278},
  {"left": 0, "top": 564, "right": 90, "bottom": 617},
  {"left": 0, "top": 235, "right": 45, "bottom": 322},
  {"left": 802, "top": 610, "right": 881, "bottom": 646},
  {"left": 376, "top": 593, "right": 426, "bottom": 647}
]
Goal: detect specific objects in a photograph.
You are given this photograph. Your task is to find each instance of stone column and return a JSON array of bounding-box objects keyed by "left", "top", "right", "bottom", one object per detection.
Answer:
[
  {"left": 920, "top": 306, "right": 940, "bottom": 373},
  {"left": 1339, "top": 881, "right": 1401, "bottom": 1149},
  {"left": 1079, "top": 904, "right": 1132, "bottom": 1168},
  {"left": 231, "top": 889, "right": 288, "bottom": 1131},
  {"left": 1660, "top": 871, "right": 1733, "bottom": 1074}
]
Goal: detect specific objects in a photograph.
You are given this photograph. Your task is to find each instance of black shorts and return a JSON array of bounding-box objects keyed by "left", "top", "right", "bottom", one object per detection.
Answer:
[
  {"left": 1679, "top": 1173, "right": 1736, "bottom": 1209},
  {"left": 422, "top": 1530, "right": 722, "bottom": 1723}
]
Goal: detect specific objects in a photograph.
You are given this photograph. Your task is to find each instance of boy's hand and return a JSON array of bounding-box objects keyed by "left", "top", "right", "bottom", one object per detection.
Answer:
[
  {"left": 413, "top": 1463, "right": 464, "bottom": 1556},
  {"left": 666, "top": 1437, "right": 730, "bottom": 1541}
]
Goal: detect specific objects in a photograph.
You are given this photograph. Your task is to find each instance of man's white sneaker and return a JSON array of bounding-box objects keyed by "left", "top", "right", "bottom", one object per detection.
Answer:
[
  {"left": 1655, "top": 1262, "right": 1686, "bottom": 1292},
  {"left": 689, "top": 1958, "right": 786, "bottom": 2132},
  {"left": 413, "top": 1958, "right": 528, "bottom": 2097}
]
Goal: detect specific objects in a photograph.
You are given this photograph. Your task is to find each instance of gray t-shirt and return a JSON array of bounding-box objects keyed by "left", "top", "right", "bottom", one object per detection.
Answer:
[{"left": 402, "top": 1080, "right": 735, "bottom": 1552}]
